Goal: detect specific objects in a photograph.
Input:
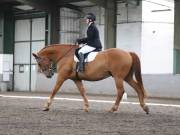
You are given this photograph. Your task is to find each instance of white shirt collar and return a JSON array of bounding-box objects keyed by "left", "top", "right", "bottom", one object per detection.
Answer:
[{"left": 88, "top": 22, "right": 93, "bottom": 26}]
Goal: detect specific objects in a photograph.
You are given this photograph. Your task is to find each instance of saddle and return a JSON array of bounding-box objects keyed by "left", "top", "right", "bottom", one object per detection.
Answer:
[{"left": 74, "top": 48, "right": 101, "bottom": 72}]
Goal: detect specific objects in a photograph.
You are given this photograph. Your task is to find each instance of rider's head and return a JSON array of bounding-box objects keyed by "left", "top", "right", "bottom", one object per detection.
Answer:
[{"left": 85, "top": 13, "right": 96, "bottom": 24}]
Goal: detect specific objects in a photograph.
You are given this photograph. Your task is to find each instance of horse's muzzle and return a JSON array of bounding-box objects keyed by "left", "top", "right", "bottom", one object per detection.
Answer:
[
  {"left": 46, "top": 75, "right": 52, "bottom": 78},
  {"left": 46, "top": 70, "right": 54, "bottom": 78}
]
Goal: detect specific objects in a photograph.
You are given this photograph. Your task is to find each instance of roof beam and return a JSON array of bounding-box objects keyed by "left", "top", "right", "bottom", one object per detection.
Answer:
[
  {"left": 16, "top": 0, "right": 54, "bottom": 11},
  {"left": 88, "top": 0, "right": 106, "bottom": 7},
  {"left": 125, "top": 0, "right": 140, "bottom": 6},
  {"left": 0, "top": 0, "right": 18, "bottom": 3},
  {"left": 62, "top": 4, "right": 82, "bottom": 12},
  {"left": 55, "top": 0, "right": 84, "bottom": 6},
  {"left": 56, "top": 0, "right": 106, "bottom": 7}
]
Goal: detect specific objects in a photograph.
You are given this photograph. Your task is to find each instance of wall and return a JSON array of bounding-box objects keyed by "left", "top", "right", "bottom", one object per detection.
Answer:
[
  {"left": 0, "top": 54, "right": 13, "bottom": 91},
  {"left": 140, "top": 0, "right": 179, "bottom": 99},
  {"left": 35, "top": 73, "right": 180, "bottom": 99},
  {"left": 116, "top": 0, "right": 174, "bottom": 74},
  {"left": 141, "top": 0, "right": 174, "bottom": 74},
  {"left": 116, "top": 2, "right": 142, "bottom": 57}
]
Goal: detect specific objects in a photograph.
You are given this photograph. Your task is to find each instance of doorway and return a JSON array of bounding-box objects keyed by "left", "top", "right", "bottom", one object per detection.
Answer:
[{"left": 14, "top": 17, "right": 46, "bottom": 91}]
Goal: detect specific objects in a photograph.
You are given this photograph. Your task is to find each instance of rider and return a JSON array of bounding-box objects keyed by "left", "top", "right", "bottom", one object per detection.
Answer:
[{"left": 76, "top": 12, "right": 102, "bottom": 72}]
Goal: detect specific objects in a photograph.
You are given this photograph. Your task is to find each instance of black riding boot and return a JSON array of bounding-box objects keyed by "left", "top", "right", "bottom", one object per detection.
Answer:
[{"left": 79, "top": 53, "right": 84, "bottom": 72}]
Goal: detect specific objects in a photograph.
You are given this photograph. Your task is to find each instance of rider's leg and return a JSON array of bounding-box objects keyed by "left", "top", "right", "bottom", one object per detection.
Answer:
[
  {"left": 78, "top": 45, "right": 96, "bottom": 72},
  {"left": 79, "top": 52, "right": 84, "bottom": 71}
]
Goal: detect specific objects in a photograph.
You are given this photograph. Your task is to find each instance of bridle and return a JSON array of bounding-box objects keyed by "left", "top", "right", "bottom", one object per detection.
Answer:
[
  {"left": 48, "top": 45, "right": 75, "bottom": 73},
  {"left": 36, "top": 45, "right": 76, "bottom": 77}
]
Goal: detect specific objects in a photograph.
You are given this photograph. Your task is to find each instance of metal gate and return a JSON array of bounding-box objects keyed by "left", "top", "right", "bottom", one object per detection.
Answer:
[
  {"left": 14, "top": 18, "right": 45, "bottom": 91},
  {"left": 59, "top": 8, "right": 80, "bottom": 44}
]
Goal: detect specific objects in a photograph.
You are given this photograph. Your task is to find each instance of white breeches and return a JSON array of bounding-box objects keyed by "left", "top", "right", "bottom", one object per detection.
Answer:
[{"left": 78, "top": 45, "right": 96, "bottom": 54}]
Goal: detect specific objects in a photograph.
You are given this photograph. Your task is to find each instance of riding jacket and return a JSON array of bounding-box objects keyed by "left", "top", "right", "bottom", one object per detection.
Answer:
[{"left": 77, "top": 22, "right": 102, "bottom": 50}]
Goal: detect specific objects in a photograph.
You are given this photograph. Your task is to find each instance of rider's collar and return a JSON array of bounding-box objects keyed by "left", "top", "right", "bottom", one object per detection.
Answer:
[{"left": 88, "top": 22, "right": 93, "bottom": 26}]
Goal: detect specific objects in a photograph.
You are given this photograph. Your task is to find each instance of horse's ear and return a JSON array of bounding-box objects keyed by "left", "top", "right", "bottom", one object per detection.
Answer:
[{"left": 32, "top": 53, "right": 39, "bottom": 59}]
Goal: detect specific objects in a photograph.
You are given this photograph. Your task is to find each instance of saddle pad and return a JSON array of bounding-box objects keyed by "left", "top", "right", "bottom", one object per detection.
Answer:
[{"left": 74, "top": 52, "right": 98, "bottom": 62}]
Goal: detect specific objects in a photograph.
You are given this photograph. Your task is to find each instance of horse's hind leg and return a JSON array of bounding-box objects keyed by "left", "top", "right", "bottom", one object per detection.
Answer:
[
  {"left": 109, "top": 77, "right": 124, "bottom": 112},
  {"left": 73, "top": 80, "right": 89, "bottom": 112},
  {"left": 126, "top": 78, "right": 149, "bottom": 114}
]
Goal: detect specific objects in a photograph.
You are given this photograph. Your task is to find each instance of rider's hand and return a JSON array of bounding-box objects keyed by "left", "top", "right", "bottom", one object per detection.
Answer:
[{"left": 76, "top": 38, "right": 82, "bottom": 44}]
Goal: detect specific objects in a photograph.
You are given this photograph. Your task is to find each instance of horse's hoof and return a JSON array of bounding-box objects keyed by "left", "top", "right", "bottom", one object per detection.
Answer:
[
  {"left": 83, "top": 106, "right": 89, "bottom": 112},
  {"left": 43, "top": 107, "right": 49, "bottom": 111},
  {"left": 84, "top": 108, "right": 89, "bottom": 112},
  {"left": 108, "top": 107, "right": 117, "bottom": 113},
  {"left": 108, "top": 109, "right": 114, "bottom": 113},
  {"left": 144, "top": 105, "right": 150, "bottom": 114}
]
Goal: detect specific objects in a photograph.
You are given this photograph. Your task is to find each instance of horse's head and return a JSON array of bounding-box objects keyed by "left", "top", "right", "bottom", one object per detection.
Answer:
[{"left": 32, "top": 53, "right": 54, "bottom": 78}]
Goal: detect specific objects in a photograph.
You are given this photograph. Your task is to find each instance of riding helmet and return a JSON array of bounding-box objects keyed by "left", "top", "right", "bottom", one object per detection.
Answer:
[{"left": 86, "top": 13, "right": 96, "bottom": 21}]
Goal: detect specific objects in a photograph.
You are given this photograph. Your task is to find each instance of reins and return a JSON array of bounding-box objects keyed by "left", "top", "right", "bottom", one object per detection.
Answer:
[{"left": 55, "top": 45, "right": 75, "bottom": 63}]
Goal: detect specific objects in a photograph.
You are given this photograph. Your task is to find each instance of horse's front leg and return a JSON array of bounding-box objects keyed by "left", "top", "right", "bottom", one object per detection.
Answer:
[
  {"left": 43, "top": 77, "right": 65, "bottom": 111},
  {"left": 73, "top": 80, "right": 89, "bottom": 112}
]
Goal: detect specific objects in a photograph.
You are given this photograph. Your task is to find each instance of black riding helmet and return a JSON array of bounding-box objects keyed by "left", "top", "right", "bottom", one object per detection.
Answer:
[{"left": 85, "top": 13, "right": 96, "bottom": 22}]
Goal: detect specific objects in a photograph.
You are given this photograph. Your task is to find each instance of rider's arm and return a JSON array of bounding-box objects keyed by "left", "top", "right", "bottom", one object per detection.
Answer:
[{"left": 77, "top": 38, "right": 87, "bottom": 44}]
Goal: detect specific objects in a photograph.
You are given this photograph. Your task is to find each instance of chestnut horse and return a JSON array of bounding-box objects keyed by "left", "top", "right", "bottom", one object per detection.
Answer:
[{"left": 32, "top": 44, "right": 149, "bottom": 114}]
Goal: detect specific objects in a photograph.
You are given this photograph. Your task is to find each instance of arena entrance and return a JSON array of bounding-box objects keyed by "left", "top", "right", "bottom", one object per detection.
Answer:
[{"left": 14, "top": 17, "right": 46, "bottom": 91}]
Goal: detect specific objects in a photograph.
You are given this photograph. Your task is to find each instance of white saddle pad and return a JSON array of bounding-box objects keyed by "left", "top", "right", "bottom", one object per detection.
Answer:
[{"left": 74, "top": 52, "right": 98, "bottom": 62}]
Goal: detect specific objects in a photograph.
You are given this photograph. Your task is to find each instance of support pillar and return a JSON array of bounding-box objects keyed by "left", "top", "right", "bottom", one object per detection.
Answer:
[
  {"left": 48, "top": 6, "right": 60, "bottom": 44},
  {"left": 0, "top": 5, "right": 14, "bottom": 54},
  {"left": 174, "top": 1, "right": 180, "bottom": 74},
  {"left": 104, "top": 0, "right": 116, "bottom": 49}
]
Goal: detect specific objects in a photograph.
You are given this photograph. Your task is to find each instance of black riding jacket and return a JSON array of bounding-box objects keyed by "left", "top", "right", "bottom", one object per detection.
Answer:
[{"left": 78, "top": 23, "right": 102, "bottom": 50}]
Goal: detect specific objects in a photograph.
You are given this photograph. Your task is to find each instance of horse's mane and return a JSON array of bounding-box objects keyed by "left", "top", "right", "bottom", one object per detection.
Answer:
[{"left": 39, "top": 44, "right": 78, "bottom": 54}]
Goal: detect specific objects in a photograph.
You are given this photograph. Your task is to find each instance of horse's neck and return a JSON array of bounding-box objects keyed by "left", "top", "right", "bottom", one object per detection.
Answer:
[{"left": 39, "top": 45, "right": 76, "bottom": 62}]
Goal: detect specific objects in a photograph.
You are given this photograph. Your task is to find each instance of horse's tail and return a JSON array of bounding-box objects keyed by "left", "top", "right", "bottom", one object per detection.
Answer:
[{"left": 129, "top": 52, "right": 147, "bottom": 98}]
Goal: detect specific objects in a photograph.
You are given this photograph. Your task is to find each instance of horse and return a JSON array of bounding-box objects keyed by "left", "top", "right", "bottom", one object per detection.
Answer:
[{"left": 32, "top": 44, "right": 149, "bottom": 114}]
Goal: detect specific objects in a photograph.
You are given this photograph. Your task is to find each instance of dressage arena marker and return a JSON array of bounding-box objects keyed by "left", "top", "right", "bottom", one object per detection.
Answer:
[{"left": 0, "top": 94, "right": 180, "bottom": 108}]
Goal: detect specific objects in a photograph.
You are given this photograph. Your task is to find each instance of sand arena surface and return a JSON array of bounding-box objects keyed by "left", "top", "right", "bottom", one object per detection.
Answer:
[{"left": 0, "top": 92, "right": 180, "bottom": 135}]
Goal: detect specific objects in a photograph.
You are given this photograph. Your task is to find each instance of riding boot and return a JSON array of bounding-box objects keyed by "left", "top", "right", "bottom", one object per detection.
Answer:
[{"left": 79, "top": 53, "right": 84, "bottom": 72}]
